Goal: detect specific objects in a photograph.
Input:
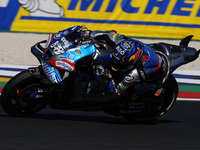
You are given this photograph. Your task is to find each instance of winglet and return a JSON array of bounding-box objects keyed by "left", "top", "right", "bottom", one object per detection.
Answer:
[{"left": 179, "top": 35, "right": 193, "bottom": 48}]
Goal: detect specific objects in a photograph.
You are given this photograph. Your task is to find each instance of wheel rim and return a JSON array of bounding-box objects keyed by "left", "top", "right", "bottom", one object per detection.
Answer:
[{"left": 8, "top": 81, "right": 46, "bottom": 116}]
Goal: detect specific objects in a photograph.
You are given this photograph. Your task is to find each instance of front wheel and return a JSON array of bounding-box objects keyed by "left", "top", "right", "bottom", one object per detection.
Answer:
[
  {"left": 1, "top": 70, "right": 47, "bottom": 117},
  {"left": 123, "top": 75, "right": 178, "bottom": 123}
]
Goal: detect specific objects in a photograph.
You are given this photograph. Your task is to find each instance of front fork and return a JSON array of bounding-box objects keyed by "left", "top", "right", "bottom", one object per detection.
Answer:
[
  {"left": 28, "top": 66, "right": 69, "bottom": 105},
  {"left": 28, "top": 65, "right": 58, "bottom": 85}
]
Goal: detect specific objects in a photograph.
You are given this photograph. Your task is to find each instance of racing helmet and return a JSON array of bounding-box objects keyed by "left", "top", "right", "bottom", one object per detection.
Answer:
[{"left": 111, "top": 40, "right": 143, "bottom": 71}]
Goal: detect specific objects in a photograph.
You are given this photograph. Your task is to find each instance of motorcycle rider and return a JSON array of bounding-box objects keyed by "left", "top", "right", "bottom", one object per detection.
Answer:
[{"left": 66, "top": 26, "right": 167, "bottom": 96}]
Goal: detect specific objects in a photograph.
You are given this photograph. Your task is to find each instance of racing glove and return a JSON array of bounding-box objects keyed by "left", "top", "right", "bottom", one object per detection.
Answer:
[
  {"left": 93, "top": 65, "right": 112, "bottom": 78},
  {"left": 93, "top": 65, "right": 121, "bottom": 96}
]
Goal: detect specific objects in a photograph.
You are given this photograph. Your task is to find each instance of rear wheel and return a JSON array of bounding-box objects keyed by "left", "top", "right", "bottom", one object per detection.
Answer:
[
  {"left": 1, "top": 70, "right": 47, "bottom": 117},
  {"left": 123, "top": 75, "right": 178, "bottom": 123}
]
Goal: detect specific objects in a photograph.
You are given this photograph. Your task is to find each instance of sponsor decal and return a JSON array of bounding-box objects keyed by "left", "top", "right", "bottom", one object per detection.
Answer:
[
  {"left": 123, "top": 42, "right": 132, "bottom": 49},
  {"left": 63, "top": 30, "right": 69, "bottom": 35},
  {"left": 60, "top": 37, "right": 72, "bottom": 49},
  {"left": 116, "top": 45, "right": 125, "bottom": 55},
  {"left": 18, "top": 0, "right": 64, "bottom": 17},
  {"left": 75, "top": 49, "right": 82, "bottom": 55},
  {"left": 54, "top": 32, "right": 62, "bottom": 39},
  {"left": 42, "top": 62, "right": 58, "bottom": 83},
  {"left": 65, "top": 52, "right": 75, "bottom": 60},
  {"left": 50, "top": 41, "right": 65, "bottom": 55},
  {"left": 56, "top": 60, "right": 74, "bottom": 71},
  {"left": 125, "top": 75, "right": 135, "bottom": 83}
]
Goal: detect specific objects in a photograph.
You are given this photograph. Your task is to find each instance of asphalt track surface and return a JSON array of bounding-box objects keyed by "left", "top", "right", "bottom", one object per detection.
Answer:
[{"left": 0, "top": 99, "right": 200, "bottom": 150}]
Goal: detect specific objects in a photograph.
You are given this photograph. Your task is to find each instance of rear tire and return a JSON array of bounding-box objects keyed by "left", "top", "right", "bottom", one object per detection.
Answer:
[
  {"left": 123, "top": 75, "right": 178, "bottom": 123},
  {"left": 1, "top": 70, "right": 46, "bottom": 117}
]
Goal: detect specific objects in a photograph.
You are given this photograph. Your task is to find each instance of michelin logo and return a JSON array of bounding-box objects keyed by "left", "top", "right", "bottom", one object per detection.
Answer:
[
  {"left": 18, "top": 0, "right": 64, "bottom": 17},
  {"left": 0, "top": 0, "right": 9, "bottom": 7}
]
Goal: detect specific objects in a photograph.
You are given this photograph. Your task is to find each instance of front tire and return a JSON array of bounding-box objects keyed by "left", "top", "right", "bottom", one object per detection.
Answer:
[{"left": 1, "top": 70, "right": 47, "bottom": 117}]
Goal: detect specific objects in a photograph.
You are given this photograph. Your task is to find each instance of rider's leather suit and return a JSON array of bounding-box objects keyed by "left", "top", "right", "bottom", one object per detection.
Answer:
[{"left": 74, "top": 29, "right": 166, "bottom": 95}]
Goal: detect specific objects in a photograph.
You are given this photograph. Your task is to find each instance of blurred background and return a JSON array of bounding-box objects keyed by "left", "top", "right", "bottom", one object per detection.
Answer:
[{"left": 0, "top": 0, "right": 200, "bottom": 69}]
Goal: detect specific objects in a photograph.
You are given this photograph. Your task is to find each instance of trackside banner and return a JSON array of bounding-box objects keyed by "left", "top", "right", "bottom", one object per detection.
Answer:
[{"left": 1, "top": 0, "right": 200, "bottom": 40}]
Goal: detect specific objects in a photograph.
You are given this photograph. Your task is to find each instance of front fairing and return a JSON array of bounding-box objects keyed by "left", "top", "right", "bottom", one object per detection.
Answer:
[
  {"left": 38, "top": 25, "right": 112, "bottom": 84},
  {"left": 48, "top": 44, "right": 96, "bottom": 71},
  {"left": 42, "top": 26, "right": 96, "bottom": 84},
  {"left": 41, "top": 44, "right": 96, "bottom": 84}
]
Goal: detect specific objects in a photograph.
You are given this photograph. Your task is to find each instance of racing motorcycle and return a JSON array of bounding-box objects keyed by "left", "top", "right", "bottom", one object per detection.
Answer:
[{"left": 1, "top": 25, "right": 199, "bottom": 122}]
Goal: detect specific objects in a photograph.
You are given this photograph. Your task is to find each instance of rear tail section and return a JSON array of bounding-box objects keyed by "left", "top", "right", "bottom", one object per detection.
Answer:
[{"left": 179, "top": 35, "right": 200, "bottom": 64}]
